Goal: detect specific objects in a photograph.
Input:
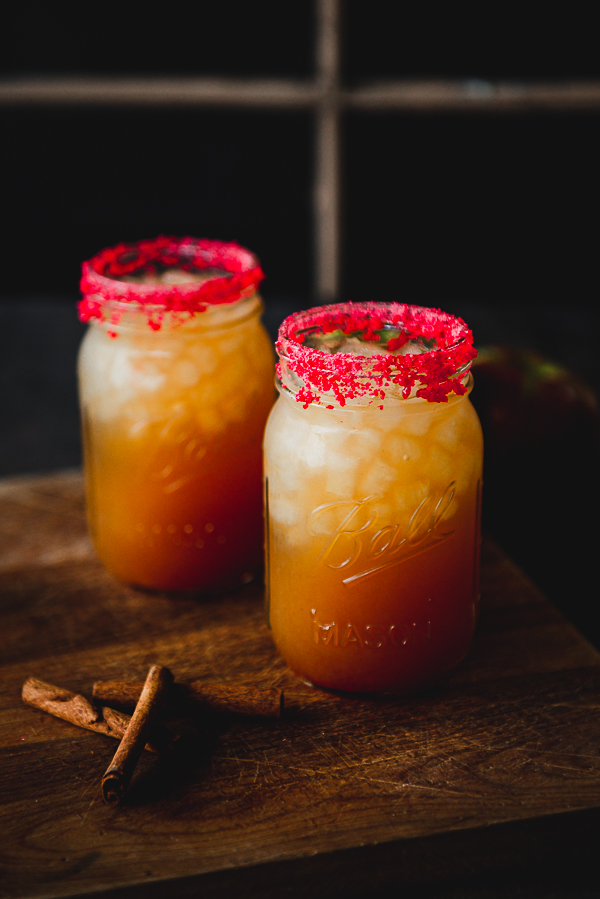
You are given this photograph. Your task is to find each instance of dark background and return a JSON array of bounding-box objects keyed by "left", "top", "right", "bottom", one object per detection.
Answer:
[{"left": 2, "top": 2, "right": 600, "bottom": 306}]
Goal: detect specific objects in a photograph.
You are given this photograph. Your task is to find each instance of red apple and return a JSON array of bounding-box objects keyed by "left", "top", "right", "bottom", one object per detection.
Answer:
[
  {"left": 471, "top": 345, "right": 600, "bottom": 459},
  {"left": 470, "top": 345, "right": 599, "bottom": 639}
]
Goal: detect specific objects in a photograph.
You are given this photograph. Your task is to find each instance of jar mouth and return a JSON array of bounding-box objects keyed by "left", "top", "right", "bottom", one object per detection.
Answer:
[
  {"left": 79, "top": 236, "right": 264, "bottom": 329},
  {"left": 276, "top": 302, "right": 477, "bottom": 406}
]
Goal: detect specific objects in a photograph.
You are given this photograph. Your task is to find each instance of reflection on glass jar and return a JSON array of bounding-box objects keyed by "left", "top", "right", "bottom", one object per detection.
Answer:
[
  {"left": 78, "top": 237, "right": 274, "bottom": 593},
  {"left": 264, "top": 302, "right": 483, "bottom": 693}
]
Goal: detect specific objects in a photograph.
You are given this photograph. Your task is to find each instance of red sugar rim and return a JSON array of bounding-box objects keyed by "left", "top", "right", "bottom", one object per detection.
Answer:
[
  {"left": 277, "top": 302, "right": 477, "bottom": 405},
  {"left": 79, "top": 236, "right": 264, "bottom": 329}
]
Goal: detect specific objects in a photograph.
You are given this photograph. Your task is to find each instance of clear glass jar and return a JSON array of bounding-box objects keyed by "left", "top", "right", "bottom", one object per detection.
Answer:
[
  {"left": 264, "top": 302, "right": 483, "bottom": 693},
  {"left": 78, "top": 237, "right": 274, "bottom": 593}
]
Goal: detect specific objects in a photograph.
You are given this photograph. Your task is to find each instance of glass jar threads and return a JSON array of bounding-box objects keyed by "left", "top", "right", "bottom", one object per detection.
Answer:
[
  {"left": 264, "top": 302, "right": 483, "bottom": 693},
  {"left": 78, "top": 237, "right": 274, "bottom": 593}
]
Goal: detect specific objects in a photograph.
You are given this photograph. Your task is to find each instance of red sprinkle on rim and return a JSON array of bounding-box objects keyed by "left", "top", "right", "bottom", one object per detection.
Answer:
[
  {"left": 79, "top": 236, "right": 264, "bottom": 329},
  {"left": 277, "top": 302, "right": 477, "bottom": 405}
]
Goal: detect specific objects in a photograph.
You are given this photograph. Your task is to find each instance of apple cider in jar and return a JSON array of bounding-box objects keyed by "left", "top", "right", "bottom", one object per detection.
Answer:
[
  {"left": 264, "top": 302, "right": 483, "bottom": 693},
  {"left": 78, "top": 237, "right": 274, "bottom": 593}
]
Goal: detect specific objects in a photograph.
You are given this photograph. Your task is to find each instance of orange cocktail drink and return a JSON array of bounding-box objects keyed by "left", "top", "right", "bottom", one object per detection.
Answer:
[
  {"left": 78, "top": 237, "right": 274, "bottom": 592},
  {"left": 264, "top": 302, "right": 483, "bottom": 693}
]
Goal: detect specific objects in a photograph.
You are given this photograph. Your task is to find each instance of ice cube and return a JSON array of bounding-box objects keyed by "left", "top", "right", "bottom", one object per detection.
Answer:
[
  {"left": 218, "top": 333, "right": 245, "bottom": 355},
  {"left": 384, "top": 434, "right": 421, "bottom": 463},
  {"left": 299, "top": 431, "right": 329, "bottom": 471},
  {"left": 78, "top": 331, "right": 111, "bottom": 399},
  {"left": 109, "top": 347, "right": 135, "bottom": 392},
  {"left": 434, "top": 417, "right": 459, "bottom": 448},
  {"left": 324, "top": 451, "right": 359, "bottom": 498},
  {"left": 310, "top": 421, "right": 351, "bottom": 453},
  {"left": 267, "top": 410, "right": 312, "bottom": 464},
  {"left": 134, "top": 362, "right": 166, "bottom": 393},
  {"left": 336, "top": 337, "right": 386, "bottom": 357},
  {"left": 174, "top": 359, "right": 200, "bottom": 388},
  {"left": 160, "top": 268, "right": 213, "bottom": 285},
  {"left": 428, "top": 446, "right": 454, "bottom": 484},
  {"left": 189, "top": 344, "right": 218, "bottom": 375},
  {"left": 359, "top": 458, "right": 398, "bottom": 497},
  {"left": 400, "top": 410, "right": 432, "bottom": 436},
  {"left": 394, "top": 340, "right": 430, "bottom": 356},
  {"left": 394, "top": 481, "right": 429, "bottom": 518},
  {"left": 269, "top": 459, "right": 305, "bottom": 494},
  {"left": 268, "top": 489, "right": 302, "bottom": 527}
]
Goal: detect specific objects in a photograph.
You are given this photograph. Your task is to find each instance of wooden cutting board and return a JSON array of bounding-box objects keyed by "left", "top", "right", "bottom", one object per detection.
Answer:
[{"left": 1, "top": 470, "right": 600, "bottom": 899}]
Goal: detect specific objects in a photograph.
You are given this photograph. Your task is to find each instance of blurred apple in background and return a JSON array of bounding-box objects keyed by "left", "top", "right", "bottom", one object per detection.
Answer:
[{"left": 470, "top": 346, "right": 600, "bottom": 645}]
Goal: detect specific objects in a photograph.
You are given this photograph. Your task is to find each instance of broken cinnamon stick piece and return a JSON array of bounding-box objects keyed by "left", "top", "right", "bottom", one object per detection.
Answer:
[
  {"left": 101, "top": 665, "right": 173, "bottom": 806},
  {"left": 93, "top": 679, "right": 284, "bottom": 719},
  {"left": 21, "top": 677, "right": 163, "bottom": 752}
]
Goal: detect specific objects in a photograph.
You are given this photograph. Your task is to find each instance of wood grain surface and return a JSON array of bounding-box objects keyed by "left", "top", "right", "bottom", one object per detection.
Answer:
[{"left": 1, "top": 470, "right": 599, "bottom": 899}]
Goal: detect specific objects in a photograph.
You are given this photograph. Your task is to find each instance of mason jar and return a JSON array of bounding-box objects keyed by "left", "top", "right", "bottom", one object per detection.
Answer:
[
  {"left": 78, "top": 236, "right": 274, "bottom": 593},
  {"left": 264, "top": 302, "right": 483, "bottom": 693}
]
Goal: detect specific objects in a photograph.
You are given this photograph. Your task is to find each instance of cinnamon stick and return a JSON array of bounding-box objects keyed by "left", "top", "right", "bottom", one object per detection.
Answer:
[
  {"left": 101, "top": 665, "right": 173, "bottom": 806},
  {"left": 93, "top": 678, "right": 284, "bottom": 718},
  {"left": 21, "top": 677, "right": 164, "bottom": 752}
]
